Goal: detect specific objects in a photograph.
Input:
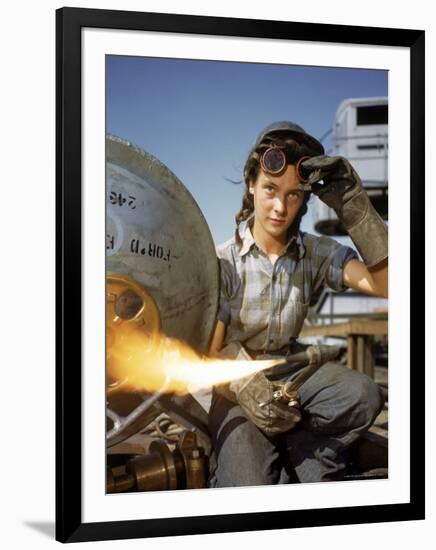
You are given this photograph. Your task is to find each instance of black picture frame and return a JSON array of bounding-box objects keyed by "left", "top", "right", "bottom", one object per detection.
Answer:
[{"left": 56, "top": 6, "right": 425, "bottom": 543}]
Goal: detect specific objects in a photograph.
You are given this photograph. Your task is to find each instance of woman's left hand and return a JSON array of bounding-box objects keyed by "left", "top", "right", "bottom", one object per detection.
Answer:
[
  {"left": 301, "top": 155, "right": 388, "bottom": 269},
  {"left": 300, "top": 155, "right": 363, "bottom": 222}
]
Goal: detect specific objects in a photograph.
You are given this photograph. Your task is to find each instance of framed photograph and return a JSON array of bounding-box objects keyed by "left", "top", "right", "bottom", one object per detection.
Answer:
[{"left": 56, "top": 7, "right": 425, "bottom": 543}]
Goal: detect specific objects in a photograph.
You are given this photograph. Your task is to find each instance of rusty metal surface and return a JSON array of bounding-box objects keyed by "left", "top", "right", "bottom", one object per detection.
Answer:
[{"left": 106, "top": 135, "right": 219, "bottom": 354}]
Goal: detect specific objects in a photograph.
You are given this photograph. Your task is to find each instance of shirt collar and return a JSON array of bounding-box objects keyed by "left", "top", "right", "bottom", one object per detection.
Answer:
[{"left": 238, "top": 217, "right": 306, "bottom": 260}]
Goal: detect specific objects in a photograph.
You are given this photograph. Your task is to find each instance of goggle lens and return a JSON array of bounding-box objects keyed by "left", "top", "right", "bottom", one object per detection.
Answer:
[{"left": 260, "top": 148, "right": 286, "bottom": 175}]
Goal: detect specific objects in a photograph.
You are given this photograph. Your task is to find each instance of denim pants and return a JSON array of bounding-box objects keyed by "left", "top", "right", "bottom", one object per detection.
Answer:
[{"left": 208, "top": 361, "right": 385, "bottom": 486}]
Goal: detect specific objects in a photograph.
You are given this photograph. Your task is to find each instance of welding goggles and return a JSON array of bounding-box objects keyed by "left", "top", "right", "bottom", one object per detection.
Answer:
[
  {"left": 260, "top": 147, "right": 311, "bottom": 183},
  {"left": 255, "top": 120, "right": 324, "bottom": 188}
]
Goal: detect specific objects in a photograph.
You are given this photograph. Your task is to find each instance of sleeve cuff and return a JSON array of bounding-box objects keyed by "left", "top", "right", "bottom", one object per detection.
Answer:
[{"left": 326, "top": 246, "right": 358, "bottom": 291}]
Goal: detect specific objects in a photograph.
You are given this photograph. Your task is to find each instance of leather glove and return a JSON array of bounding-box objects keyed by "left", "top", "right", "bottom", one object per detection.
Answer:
[
  {"left": 213, "top": 343, "right": 301, "bottom": 434},
  {"left": 229, "top": 371, "right": 302, "bottom": 435},
  {"left": 300, "top": 155, "right": 388, "bottom": 267}
]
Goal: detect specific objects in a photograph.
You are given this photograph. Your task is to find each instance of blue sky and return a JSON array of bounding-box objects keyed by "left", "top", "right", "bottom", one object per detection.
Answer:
[{"left": 107, "top": 56, "right": 387, "bottom": 244}]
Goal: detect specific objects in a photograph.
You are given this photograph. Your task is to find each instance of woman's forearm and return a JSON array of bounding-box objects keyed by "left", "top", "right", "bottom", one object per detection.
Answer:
[{"left": 208, "top": 320, "right": 227, "bottom": 357}]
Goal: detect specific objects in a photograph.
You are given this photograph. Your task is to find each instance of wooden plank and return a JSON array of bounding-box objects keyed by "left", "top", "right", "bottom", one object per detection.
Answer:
[
  {"left": 364, "top": 336, "right": 375, "bottom": 378},
  {"left": 300, "top": 319, "right": 388, "bottom": 337},
  {"left": 356, "top": 335, "right": 365, "bottom": 373},
  {"left": 347, "top": 335, "right": 356, "bottom": 370}
]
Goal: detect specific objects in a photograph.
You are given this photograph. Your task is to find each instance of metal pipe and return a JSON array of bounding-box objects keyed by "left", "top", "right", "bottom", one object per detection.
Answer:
[{"left": 106, "top": 375, "right": 172, "bottom": 441}]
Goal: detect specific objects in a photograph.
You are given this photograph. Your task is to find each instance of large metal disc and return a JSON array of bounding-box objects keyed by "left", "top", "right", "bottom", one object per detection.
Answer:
[{"left": 106, "top": 135, "right": 219, "bottom": 353}]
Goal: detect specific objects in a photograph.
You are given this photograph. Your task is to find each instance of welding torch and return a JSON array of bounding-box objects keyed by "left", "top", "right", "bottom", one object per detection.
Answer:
[{"left": 258, "top": 345, "right": 342, "bottom": 408}]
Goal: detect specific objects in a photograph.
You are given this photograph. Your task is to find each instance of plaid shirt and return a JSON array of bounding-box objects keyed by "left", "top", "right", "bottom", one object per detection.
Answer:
[{"left": 216, "top": 220, "right": 357, "bottom": 353}]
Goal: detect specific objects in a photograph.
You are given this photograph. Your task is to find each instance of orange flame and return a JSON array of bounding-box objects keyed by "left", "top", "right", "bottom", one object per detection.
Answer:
[{"left": 107, "top": 324, "right": 284, "bottom": 395}]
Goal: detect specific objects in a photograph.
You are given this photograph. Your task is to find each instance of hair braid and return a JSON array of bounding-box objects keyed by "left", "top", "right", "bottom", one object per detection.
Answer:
[{"left": 234, "top": 189, "right": 254, "bottom": 245}]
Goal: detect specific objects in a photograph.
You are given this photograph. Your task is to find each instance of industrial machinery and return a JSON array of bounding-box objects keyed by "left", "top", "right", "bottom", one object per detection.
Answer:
[{"left": 106, "top": 135, "right": 219, "bottom": 491}]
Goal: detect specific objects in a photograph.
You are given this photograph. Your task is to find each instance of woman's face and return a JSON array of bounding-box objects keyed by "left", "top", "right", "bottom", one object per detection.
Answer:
[{"left": 249, "top": 164, "right": 305, "bottom": 243}]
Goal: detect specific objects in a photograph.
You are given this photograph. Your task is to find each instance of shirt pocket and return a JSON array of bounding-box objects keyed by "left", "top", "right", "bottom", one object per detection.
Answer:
[{"left": 237, "top": 278, "right": 270, "bottom": 332}]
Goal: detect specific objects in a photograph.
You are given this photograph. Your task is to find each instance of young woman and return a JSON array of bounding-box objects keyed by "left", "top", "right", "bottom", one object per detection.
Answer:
[{"left": 207, "top": 121, "right": 387, "bottom": 487}]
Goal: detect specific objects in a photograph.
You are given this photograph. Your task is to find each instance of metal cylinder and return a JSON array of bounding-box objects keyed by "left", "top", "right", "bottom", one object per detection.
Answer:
[
  {"left": 185, "top": 448, "right": 207, "bottom": 489},
  {"left": 126, "top": 440, "right": 178, "bottom": 491}
]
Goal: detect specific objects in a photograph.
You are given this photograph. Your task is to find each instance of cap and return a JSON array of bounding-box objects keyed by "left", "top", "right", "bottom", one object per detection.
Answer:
[{"left": 255, "top": 121, "right": 324, "bottom": 155}]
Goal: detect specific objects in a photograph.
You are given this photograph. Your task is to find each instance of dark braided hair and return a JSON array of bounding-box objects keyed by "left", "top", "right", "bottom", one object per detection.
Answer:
[{"left": 235, "top": 133, "right": 318, "bottom": 247}]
